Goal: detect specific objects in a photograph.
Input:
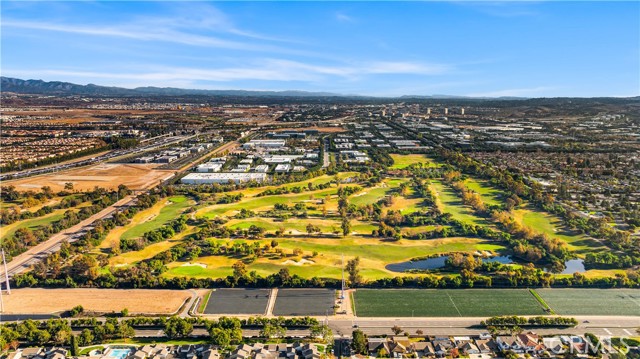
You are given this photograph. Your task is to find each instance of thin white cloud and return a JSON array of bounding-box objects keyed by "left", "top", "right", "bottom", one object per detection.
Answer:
[
  {"left": 2, "top": 20, "right": 286, "bottom": 52},
  {"left": 2, "top": 3, "right": 302, "bottom": 54},
  {"left": 336, "top": 12, "right": 355, "bottom": 22},
  {"left": 467, "top": 86, "right": 557, "bottom": 97},
  {"left": 366, "top": 62, "right": 452, "bottom": 75},
  {"left": 3, "top": 59, "right": 453, "bottom": 88}
]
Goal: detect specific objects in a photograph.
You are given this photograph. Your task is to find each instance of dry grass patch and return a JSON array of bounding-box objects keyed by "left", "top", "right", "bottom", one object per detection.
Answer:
[
  {"left": 4, "top": 163, "right": 174, "bottom": 192},
  {"left": 4, "top": 288, "right": 191, "bottom": 315}
]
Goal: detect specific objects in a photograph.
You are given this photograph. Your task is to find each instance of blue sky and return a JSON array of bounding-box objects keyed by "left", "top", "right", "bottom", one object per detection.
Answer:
[{"left": 2, "top": 1, "right": 639, "bottom": 97}]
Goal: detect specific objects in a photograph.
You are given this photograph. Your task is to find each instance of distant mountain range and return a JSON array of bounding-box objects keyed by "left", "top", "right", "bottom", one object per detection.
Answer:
[
  {"left": 2, "top": 77, "right": 637, "bottom": 100},
  {"left": 0, "top": 77, "right": 352, "bottom": 98}
]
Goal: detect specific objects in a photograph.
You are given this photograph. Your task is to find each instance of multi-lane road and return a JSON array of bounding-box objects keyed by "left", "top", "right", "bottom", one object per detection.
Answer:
[
  {"left": 0, "top": 136, "right": 243, "bottom": 280},
  {"left": 0, "top": 134, "right": 196, "bottom": 182},
  {"left": 0, "top": 195, "right": 137, "bottom": 279},
  {"left": 64, "top": 316, "right": 639, "bottom": 339},
  {"left": 328, "top": 316, "right": 640, "bottom": 337}
]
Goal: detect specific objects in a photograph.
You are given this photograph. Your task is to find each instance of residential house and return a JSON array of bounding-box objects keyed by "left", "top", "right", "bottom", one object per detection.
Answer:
[
  {"left": 496, "top": 336, "right": 523, "bottom": 353},
  {"left": 517, "top": 333, "right": 546, "bottom": 354}
]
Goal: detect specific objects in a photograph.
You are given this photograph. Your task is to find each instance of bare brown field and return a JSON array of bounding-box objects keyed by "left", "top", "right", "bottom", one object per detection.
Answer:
[
  {"left": 3, "top": 288, "right": 191, "bottom": 314},
  {"left": 4, "top": 163, "right": 174, "bottom": 192},
  {"left": 2, "top": 109, "right": 174, "bottom": 118}
]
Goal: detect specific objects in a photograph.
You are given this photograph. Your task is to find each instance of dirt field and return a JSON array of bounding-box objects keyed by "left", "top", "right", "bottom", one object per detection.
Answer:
[
  {"left": 4, "top": 163, "right": 175, "bottom": 192},
  {"left": 2, "top": 288, "right": 191, "bottom": 314}
]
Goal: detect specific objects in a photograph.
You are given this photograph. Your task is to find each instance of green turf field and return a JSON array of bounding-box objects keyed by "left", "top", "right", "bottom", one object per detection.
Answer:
[
  {"left": 536, "top": 288, "right": 640, "bottom": 315},
  {"left": 353, "top": 289, "right": 546, "bottom": 317}
]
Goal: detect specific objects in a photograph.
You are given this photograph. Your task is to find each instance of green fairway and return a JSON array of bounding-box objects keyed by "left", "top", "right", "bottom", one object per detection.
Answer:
[
  {"left": 276, "top": 237, "right": 503, "bottom": 263},
  {"left": 162, "top": 236, "right": 504, "bottom": 281},
  {"left": 349, "top": 179, "right": 406, "bottom": 206},
  {"left": 0, "top": 208, "right": 68, "bottom": 241},
  {"left": 225, "top": 217, "right": 376, "bottom": 234},
  {"left": 390, "top": 154, "right": 440, "bottom": 169},
  {"left": 200, "top": 187, "right": 337, "bottom": 218},
  {"left": 353, "top": 289, "right": 546, "bottom": 317},
  {"left": 120, "top": 195, "right": 192, "bottom": 240},
  {"left": 515, "top": 207, "right": 604, "bottom": 255},
  {"left": 431, "top": 180, "right": 491, "bottom": 227},
  {"left": 165, "top": 259, "right": 398, "bottom": 281},
  {"left": 463, "top": 178, "right": 505, "bottom": 206},
  {"left": 536, "top": 288, "right": 640, "bottom": 315}
]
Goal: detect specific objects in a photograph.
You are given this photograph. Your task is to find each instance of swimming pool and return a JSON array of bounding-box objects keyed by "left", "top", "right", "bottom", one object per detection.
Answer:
[{"left": 107, "top": 348, "right": 132, "bottom": 359}]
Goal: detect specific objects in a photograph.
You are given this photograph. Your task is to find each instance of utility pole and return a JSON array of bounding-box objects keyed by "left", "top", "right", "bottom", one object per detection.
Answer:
[{"left": 2, "top": 249, "right": 9, "bottom": 295}]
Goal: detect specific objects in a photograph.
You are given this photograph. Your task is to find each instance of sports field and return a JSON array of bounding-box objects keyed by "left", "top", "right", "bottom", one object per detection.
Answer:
[
  {"left": 273, "top": 289, "right": 336, "bottom": 316},
  {"left": 353, "top": 289, "right": 546, "bottom": 317},
  {"left": 203, "top": 288, "right": 270, "bottom": 315},
  {"left": 536, "top": 288, "right": 640, "bottom": 316}
]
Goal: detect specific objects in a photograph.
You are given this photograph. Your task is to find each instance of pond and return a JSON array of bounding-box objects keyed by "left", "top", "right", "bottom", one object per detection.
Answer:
[
  {"left": 386, "top": 255, "right": 513, "bottom": 273},
  {"left": 560, "top": 259, "right": 586, "bottom": 274}
]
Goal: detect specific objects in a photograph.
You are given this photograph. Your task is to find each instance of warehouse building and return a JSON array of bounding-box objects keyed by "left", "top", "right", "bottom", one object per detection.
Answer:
[
  {"left": 242, "top": 139, "right": 286, "bottom": 149},
  {"left": 181, "top": 172, "right": 267, "bottom": 184},
  {"left": 196, "top": 163, "right": 223, "bottom": 173}
]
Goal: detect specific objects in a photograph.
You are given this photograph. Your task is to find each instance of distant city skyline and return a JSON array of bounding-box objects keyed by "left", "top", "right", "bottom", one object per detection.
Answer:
[{"left": 2, "top": 1, "right": 639, "bottom": 97}]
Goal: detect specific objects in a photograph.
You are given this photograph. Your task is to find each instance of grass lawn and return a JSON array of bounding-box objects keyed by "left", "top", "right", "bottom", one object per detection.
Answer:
[
  {"left": 513, "top": 206, "right": 604, "bottom": 256},
  {"left": 536, "top": 288, "right": 640, "bottom": 316},
  {"left": 79, "top": 346, "right": 105, "bottom": 355},
  {"left": 198, "top": 290, "right": 212, "bottom": 313},
  {"left": 120, "top": 196, "right": 192, "bottom": 241},
  {"left": 390, "top": 154, "right": 440, "bottom": 169},
  {"left": 353, "top": 289, "right": 546, "bottom": 317}
]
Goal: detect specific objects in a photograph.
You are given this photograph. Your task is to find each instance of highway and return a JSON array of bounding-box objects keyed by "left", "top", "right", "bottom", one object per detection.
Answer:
[
  {"left": 0, "top": 195, "right": 137, "bottom": 279},
  {"left": 64, "top": 316, "right": 638, "bottom": 339},
  {"left": 327, "top": 316, "right": 640, "bottom": 337},
  {"left": 0, "top": 134, "right": 196, "bottom": 182},
  {"left": 322, "top": 137, "right": 330, "bottom": 168}
]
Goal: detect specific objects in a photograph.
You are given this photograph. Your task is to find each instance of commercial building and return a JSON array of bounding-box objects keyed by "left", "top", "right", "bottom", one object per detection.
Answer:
[
  {"left": 242, "top": 139, "right": 286, "bottom": 149},
  {"left": 196, "top": 163, "right": 223, "bottom": 173},
  {"left": 262, "top": 155, "right": 303, "bottom": 164},
  {"left": 274, "top": 164, "right": 292, "bottom": 173},
  {"left": 181, "top": 172, "right": 267, "bottom": 184},
  {"left": 254, "top": 165, "right": 269, "bottom": 173}
]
